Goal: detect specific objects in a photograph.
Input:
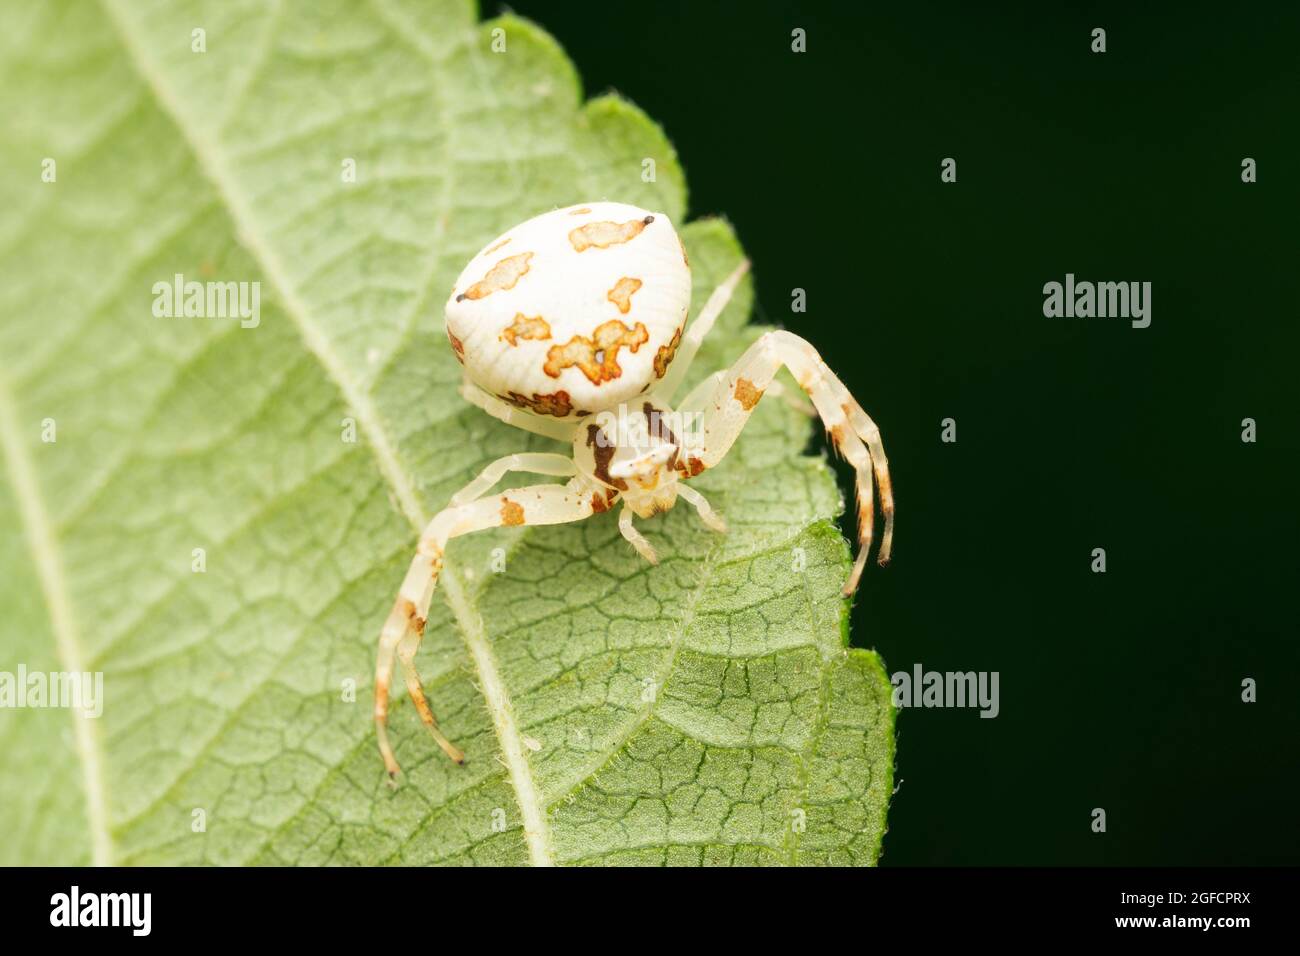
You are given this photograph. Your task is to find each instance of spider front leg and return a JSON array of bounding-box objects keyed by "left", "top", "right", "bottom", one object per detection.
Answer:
[
  {"left": 449, "top": 452, "right": 575, "bottom": 506},
  {"left": 677, "top": 369, "right": 815, "bottom": 420},
  {"left": 618, "top": 506, "right": 659, "bottom": 564},
  {"left": 659, "top": 259, "right": 751, "bottom": 402},
  {"left": 375, "top": 476, "right": 599, "bottom": 780},
  {"left": 676, "top": 483, "right": 727, "bottom": 532},
  {"left": 682, "top": 330, "right": 894, "bottom": 596}
]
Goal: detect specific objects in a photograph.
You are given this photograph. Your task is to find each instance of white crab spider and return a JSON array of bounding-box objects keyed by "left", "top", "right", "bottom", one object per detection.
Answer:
[{"left": 374, "top": 201, "right": 894, "bottom": 777}]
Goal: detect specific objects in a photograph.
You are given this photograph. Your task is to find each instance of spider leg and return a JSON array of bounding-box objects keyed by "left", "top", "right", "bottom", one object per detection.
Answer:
[
  {"left": 618, "top": 506, "right": 659, "bottom": 565},
  {"left": 449, "top": 452, "right": 576, "bottom": 506},
  {"left": 375, "top": 477, "right": 599, "bottom": 779},
  {"left": 659, "top": 259, "right": 751, "bottom": 402},
  {"left": 458, "top": 378, "right": 575, "bottom": 442},
  {"left": 394, "top": 619, "right": 460, "bottom": 765},
  {"left": 765, "top": 378, "right": 817, "bottom": 417},
  {"left": 676, "top": 483, "right": 726, "bottom": 532},
  {"left": 675, "top": 369, "right": 726, "bottom": 415},
  {"left": 679, "top": 369, "right": 814, "bottom": 419},
  {"left": 681, "top": 330, "right": 893, "bottom": 596}
]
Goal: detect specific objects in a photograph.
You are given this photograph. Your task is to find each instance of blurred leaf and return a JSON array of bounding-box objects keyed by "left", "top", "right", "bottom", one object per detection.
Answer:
[{"left": 0, "top": 0, "right": 893, "bottom": 865}]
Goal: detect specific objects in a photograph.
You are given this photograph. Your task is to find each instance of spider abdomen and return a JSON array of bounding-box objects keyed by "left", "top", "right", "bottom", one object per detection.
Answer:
[{"left": 444, "top": 201, "right": 691, "bottom": 419}]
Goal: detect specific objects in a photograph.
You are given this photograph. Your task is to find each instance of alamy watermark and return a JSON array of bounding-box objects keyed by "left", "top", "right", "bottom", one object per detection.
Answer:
[
  {"left": 50, "top": 886, "right": 150, "bottom": 935},
  {"left": 152, "top": 273, "right": 260, "bottom": 328},
  {"left": 591, "top": 403, "right": 704, "bottom": 453},
  {"left": 0, "top": 665, "right": 103, "bottom": 718},
  {"left": 891, "top": 664, "right": 999, "bottom": 718},
  {"left": 1043, "top": 274, "right": 1150, "bottom": 328}
]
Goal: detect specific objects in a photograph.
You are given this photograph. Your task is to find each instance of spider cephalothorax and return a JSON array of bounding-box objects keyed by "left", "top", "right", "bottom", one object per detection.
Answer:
[
  {"left": 576, "top": 399, "right": 698, "bottom": 524},
  {"left": 374, "top": 201, "right": 894, "bottom": 778}
]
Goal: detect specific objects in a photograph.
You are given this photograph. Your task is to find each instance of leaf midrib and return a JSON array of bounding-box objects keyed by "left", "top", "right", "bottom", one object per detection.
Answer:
[
  {"left": 0, "top": 368, "right": 113, "bottom": 866},
  {"left": 97, "top": 0, "right": 557, "bottom": 866}
]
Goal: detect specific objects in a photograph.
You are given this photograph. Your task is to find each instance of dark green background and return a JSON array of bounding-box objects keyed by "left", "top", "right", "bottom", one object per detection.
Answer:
[{"left": 497, "top": 1, "right": 1299, "bottom": 865}]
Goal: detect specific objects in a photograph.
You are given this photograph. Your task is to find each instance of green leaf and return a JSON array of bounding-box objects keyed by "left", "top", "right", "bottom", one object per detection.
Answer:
[{"left": 0, "top": 0, "right": 894, "bottom": 866}]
